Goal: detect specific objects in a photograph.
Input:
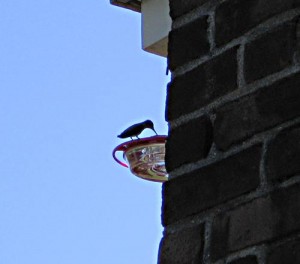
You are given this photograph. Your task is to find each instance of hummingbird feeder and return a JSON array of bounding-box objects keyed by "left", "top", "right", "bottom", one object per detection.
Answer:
[{"left": 112, "top": 135, "right": 168, "bottom": 182}]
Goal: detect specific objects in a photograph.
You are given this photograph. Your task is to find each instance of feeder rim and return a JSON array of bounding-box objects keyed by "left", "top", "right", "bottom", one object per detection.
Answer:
[{"left": 117, "top": 135, "right": 166, "bottom": 148}]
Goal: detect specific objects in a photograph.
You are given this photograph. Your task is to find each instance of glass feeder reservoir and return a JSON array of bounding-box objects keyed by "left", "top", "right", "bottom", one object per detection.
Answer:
[{"left": 112, "top": 135, "right": 168, "bottom": 182}]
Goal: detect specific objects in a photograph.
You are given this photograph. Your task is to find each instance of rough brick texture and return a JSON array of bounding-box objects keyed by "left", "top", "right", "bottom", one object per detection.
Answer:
[
  {"left": 158, "top": 224, "right": 204, "bottom": 264},
  {"left": 266, "top": 125, "right": 300, "bottom": 183},
  {"left": 168, "top": 16, "right": 209, "bottom": 70},
  {"left": 211, "top": 183, "right": 300, "bottom": 261},
  {"left": 165, "top": 115, "right": 213, "bottom": 172},
  {"left": 166, "top": 47, "right": 238, "bottom": 121},
  {"left": 169, "top": 0, "right": 210, "bottom": 19},
  {"left": 266, "top": 239, "right": 300, "bottom": 264},
  {"left": 244, "top": 20, "right": 298, "bottom": 83},
  {"left": 215, "top": 0, "right": 300, "bottom": 46},
  {"left": 214, "top": 72, "right": 300, "bottom": 150},
  {"left": 229, "top": 256, "right": 258, "bottom": 264},
  {"left": 160, "top": 0, "right": 300, "bottom": 263},
  {"left": 163, "top": 145, "right": 261, "bottom": 226}
]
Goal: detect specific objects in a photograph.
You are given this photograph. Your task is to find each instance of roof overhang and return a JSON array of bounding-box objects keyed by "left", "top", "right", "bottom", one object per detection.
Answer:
[
  {"left": 110, "top": 0, "right": 171, "bottom": 57},
  {"left": 110, "top": 0, "right": 141, "bottom": 13}
]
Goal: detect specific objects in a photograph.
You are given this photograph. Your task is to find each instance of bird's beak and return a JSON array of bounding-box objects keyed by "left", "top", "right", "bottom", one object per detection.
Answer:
[{"left": 153, "top": 128, "right": 158, "bottom": 135}]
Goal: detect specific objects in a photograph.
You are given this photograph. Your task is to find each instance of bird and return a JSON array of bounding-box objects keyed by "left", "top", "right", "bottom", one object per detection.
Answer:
[{"left": 118, "top": 120, "right": 158, "bottom": 140}]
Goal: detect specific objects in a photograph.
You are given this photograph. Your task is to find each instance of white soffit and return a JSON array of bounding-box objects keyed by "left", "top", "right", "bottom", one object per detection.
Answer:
[
  {"left": 141, "top": 0, "right": 171, "bottom": 57},
  {"left": 110, "top": 0, "right": 171, "bottom": 57}
]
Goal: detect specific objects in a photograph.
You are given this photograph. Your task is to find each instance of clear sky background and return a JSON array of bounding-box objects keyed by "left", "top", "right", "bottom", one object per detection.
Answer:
[{"left": 0, "top": 1, "right": 169, "bottom": 263}]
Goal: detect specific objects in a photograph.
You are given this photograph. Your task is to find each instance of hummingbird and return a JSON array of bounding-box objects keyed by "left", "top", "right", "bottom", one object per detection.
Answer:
[{"left": 118, "top": 120, "right": 158, "bottom": 140}]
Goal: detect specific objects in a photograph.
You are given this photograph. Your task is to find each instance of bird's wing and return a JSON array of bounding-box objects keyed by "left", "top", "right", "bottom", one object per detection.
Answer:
[{"left": 119, "top": 122, "right": 142, "bottom": 137}]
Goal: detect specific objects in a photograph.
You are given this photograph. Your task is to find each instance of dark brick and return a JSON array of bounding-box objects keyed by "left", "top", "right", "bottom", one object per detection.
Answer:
[
  {"left": 215, "top": 0, "right": 300, "bottom": 46},
  {"left": 211, "top": 182, "right": 300, "bottom": 261},
  {"left": 158, "top": 224, "right": 204, "bottom": 264},
  {"left": 245, "top": 21, "right": 297, "bottom": 83},
  {"left": 169, "top": 0, "right": 209, "bottom": 19},
  {"left": 267, "top": 239, "right": 300, "bottom": 264},
  {"left": 165, "top": 115, "right": 213, "bottom": 172},
  {"left": 162, "top": 144, "right": 261, "bottom": 226},
  {"left": 266, "top": 125, "right": 300, "bottom": 182},
  {"left": 166, "top": 47, "right": 237, "bottom": 121},
  {"left": 229, "top": 256, "right": 258, "bottom": 264},
  {"left": 214, "top": 72, "right": 300, "bottom": 150},
  {"left": 168, "top": 17, "right": 210, "bottom": 71}
]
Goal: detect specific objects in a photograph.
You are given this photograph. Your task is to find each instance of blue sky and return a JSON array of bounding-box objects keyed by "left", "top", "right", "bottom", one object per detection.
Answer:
[{"left": 0, "top": 1, "right": 169, "bottom": 263}]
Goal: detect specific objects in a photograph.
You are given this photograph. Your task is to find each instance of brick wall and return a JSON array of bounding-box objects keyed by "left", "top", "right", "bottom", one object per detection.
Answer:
[{"left": 158, "top": 0, "right": 300, "bottom": 263}]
